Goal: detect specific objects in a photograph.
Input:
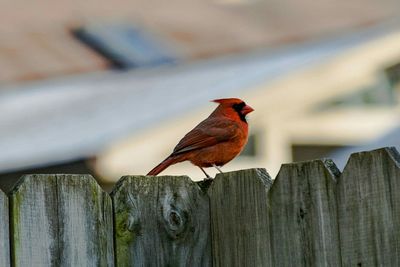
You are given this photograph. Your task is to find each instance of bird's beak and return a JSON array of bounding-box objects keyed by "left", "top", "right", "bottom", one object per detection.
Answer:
[{"left": 242, "top": 105, "right": 254, "bottom": 115}]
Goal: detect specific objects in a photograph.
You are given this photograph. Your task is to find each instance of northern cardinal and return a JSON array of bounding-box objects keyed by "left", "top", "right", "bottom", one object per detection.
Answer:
[{"left": 147, "top": 98, "right": 254, "bottom": 178}]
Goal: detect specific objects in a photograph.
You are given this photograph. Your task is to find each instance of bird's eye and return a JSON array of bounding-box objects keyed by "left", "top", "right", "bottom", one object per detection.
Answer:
[{"left": 232, "top": 102, "right": 245, "bottom": 112}]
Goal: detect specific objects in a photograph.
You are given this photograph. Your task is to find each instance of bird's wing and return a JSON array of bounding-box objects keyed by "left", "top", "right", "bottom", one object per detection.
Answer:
[{"left": 171, "top": 118, "right": 239, "bottom": 155}]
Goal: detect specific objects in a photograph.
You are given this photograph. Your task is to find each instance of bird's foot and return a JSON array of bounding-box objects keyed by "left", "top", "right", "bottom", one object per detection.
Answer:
[
  {"left": 203, "top": 175, "right": 213, "bottom": 181},
  {"left": 199, "top": 167, "right": 213, "bottom": 180},
  {"left": 212, "top": 164, "right": 223, "bottom": 174}
]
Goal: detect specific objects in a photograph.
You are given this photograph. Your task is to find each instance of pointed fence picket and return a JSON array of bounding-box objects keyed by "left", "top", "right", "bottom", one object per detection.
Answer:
[
  {"left": 9, "top": 174, "right": 114, "bottom": 267},
  {"left": 209, "top": 168, "right": 273, "bottom": 267},
  {"left": 0, "top": 189, "right": 10, "bottom": 267},
  {"left": 268, "top": 159, "right": 341, "bottom": 267},
  {"left": 337, "top": 148, "right": 400, "bottom": 266},
  {"left": 0, "top": 147, "right": 399, "bottom": 266},
  {"left": 112, "top": 175, "right": 211, "bottom": 266}
]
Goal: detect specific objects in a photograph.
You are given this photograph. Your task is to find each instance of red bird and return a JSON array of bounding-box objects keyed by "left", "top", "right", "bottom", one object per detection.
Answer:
[{"left": 147, "top": 98, "right": 254, "bottom": 178}]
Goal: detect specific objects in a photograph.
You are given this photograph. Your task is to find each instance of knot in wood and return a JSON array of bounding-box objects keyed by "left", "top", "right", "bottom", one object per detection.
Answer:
[
  {"left": 168, "top": 210, "right": 183, "bottom": 230},
  {"left": 163, "top": 206, "right": 189, "bottom": 239},
  {"left": 118, "top": 193, "right": 141, "bottom": 236},
  {"left": 126, "top": 213, "right": 141, "bottom": 234},
  {"left": 160, "top": 188, "right": 191, "bottom": 240},
  {"left": 298, "top": 208, "right": 306, "bottom": 220}
]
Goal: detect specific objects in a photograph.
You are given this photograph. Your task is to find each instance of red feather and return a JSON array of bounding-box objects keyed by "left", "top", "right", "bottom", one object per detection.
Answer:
[{"left": 147, "top": 98, "right": 254, "bottom": 176}]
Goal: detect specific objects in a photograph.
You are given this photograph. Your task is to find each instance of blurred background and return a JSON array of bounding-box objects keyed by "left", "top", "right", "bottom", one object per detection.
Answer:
[{"left": 1, "top": 0, "right": 400, "bottom": 192}]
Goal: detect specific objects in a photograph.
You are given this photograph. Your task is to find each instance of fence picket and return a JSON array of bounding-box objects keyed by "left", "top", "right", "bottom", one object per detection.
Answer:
[
  {"left": 209, "top": 168, "right": 273, "bottom": 267},
  {"left": 112, "top": 175, "right": 211, "bottom": 267},
  {"left": 0, "top": 189, "right": 10, "bottom": 267},
  {"left": 9, "top": 174, "right": 113, "bottom": 266},
  {"left": 337, "top": 148, "right": 400, "bottom": 266},
  {"left": 3, "top": 147, "right": 400, "bottom": 266},
  {"left": 269, "top": 160, "right": 341, "bottom": 267}
]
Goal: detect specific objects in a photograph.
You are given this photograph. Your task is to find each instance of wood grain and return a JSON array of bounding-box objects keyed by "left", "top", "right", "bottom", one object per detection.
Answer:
[
  {"left": 112, "top": 175, "right": 211, "bottom": 267},
  {"left": 209, "top": 168, "right": 273, "bottom": 267},
  {"left": 9, "top": 174, "right": 114, "bottom": 266},
  {"left": 0, "top": 188, "right": 10, "bottom": 267},
  {"left": 269, "top": 160, "right": 341, "bottom": 267},
  {"left": 3, "top": 147, "right": 400, "bottom": 266},
  {"left": 337, "top": 147, "right": 400, "bottom": 266}
]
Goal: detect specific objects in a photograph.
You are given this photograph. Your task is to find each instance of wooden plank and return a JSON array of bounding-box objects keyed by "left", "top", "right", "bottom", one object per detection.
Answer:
[
  {"left": 112, "top": 175, "right": 211, "bottom": 266},
  {"left": 269, "top": 160, "right": 341, "bottom": 267},
  {"left": 337, "top": 147, "right": 400, "bottom": 266},
  {"left": 9, "top": 174, "right": 113, "bottom": 266},
  {"left": 209, "top": 168, "right": 273, "bottom": 267},
  {"left": 0, "top": 189, "right": 10, "bottom": 267}
]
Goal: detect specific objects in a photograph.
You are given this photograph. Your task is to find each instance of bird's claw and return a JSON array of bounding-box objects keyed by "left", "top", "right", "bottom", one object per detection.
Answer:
[
  {"left": 212, "top": 164, "right": 223, "bottom": 174},
  {"left": 203, "top": 175, "right": 213, "bottom": 181}
]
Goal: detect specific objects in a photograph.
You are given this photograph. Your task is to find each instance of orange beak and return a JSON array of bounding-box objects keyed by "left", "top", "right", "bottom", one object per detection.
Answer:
[{"left": 242, "top": 105, "right": 254, "bottom": 115}]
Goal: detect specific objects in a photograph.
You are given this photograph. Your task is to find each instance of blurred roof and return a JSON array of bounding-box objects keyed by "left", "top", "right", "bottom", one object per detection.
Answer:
[
  {"left": 0, "top": 0, "right": 399, "bottom": 83},
  {"left": 0, "top": 27, "right": 109, "bottom": 84},
  {"left": 0, "top": 25, "right": 393, "bottom": 173}
]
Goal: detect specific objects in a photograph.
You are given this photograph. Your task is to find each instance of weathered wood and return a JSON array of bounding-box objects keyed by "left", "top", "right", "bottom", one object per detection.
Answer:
[
  {"left": 337, "top": 147, "right": 400, "bottom": 266},
  {"left": 112, "top": 175, "right": 211, "bottom": 267},
  {"left": 209, "top": 168, "right": 272, "bottom": 267},
  {"left": 269, "top": 160, "right": 341, "bottom": 267},
  {"left": 0, "top": 189, "right": 10, "bottom": 267},
  {"left": 9, "top": 174, "right": 114, "bottom": 266},
  {"left": 4, "top": 147, "right": 400, "bottom": 266}
]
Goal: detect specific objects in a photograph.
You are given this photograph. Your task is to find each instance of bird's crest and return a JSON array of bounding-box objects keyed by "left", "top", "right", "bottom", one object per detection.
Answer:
[{"left": 212, "top": 98, "right": 244, "bottom": 105}]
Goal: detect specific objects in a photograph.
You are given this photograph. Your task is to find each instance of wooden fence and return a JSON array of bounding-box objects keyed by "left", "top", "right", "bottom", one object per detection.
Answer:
[{"left": 0, "top": 147, "right": 400, "bottom": 266}]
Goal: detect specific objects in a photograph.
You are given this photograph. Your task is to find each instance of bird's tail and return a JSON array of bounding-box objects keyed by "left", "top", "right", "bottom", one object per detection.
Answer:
[{"left": 147, "top": 155, "right": 182, "bottom": 176}]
